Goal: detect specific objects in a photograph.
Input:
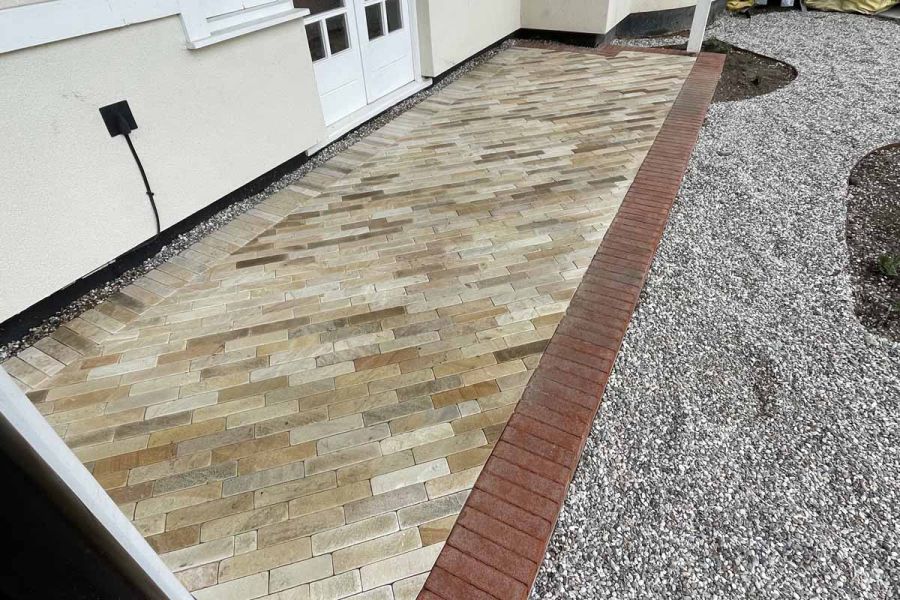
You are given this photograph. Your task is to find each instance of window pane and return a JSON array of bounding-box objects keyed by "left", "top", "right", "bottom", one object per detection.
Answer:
[
  {"left": 326, "top": 14, "right": 350, "bottom": 55},
  {"left": 365, "top": 3, "right": 384, "bottom": 40},
  {"left": 385, "top": 0, "right": 401, "bottom": 32},
  {"left": 294, "top": 0, "right": 343, "bottom": 15},
  {"left": 305, "top": 22, "right": 326, "bottom": 61}
]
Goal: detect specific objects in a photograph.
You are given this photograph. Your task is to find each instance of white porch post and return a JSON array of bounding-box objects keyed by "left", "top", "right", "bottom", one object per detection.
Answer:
[{"left": 688, "top": 0, "right": 712, "bottom": 53}]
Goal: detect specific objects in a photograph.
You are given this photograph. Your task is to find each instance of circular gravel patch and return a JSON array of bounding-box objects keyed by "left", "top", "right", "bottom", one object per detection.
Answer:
[{"left": 534, "top": 11, "right": 900, "bottom": 600}]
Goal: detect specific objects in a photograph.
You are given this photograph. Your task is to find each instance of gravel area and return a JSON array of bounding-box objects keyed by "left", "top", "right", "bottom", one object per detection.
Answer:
[
  {"left": 534, "top": 11, "right": 900, "bottom": 600},
  {"left": 0, "top": 40, "right": 514, "bottom": 362}
]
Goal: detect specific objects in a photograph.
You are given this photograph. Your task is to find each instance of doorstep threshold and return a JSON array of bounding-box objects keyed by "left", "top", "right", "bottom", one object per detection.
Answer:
[{"left": 307, "top": 78, "right": 432, "bottom": 155}]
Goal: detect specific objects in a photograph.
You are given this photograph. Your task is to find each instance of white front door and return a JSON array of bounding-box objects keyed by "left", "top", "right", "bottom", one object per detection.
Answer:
[
  {"left": 353, "top": 0, "right": 416, "bottom": 102},
  {"left": 301, "top": 1, "right": 368, "bottom": 126},
  {"left": 299, "top": 0, "right": 416, "bottom": 126}
]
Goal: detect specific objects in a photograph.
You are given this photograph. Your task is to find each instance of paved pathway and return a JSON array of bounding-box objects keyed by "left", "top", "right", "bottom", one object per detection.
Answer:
[{"left": 8, "top": 46, "right": 694, "bottom": 600}]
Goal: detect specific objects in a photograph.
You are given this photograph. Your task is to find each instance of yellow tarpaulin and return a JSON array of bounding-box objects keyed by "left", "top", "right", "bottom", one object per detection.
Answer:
[
  {"left": 798, "top": 0, "right": 897, "bottom": 13},
  {"left": 729, "top": 0, "right": 898, "bottom": 12}
]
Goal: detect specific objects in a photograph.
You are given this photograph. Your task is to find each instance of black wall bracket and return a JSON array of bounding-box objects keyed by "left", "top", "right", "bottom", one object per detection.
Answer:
[{"left": 99, "top": 100, "right": 138, "bottom": 138}]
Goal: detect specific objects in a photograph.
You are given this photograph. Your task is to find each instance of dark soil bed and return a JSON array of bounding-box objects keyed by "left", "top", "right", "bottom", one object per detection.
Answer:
[
  {"left": 666, "top": 38, "right": 797, "bottom": 102},
  {"left": 846, "top": 144, "right": 900, "bottom": 342}
]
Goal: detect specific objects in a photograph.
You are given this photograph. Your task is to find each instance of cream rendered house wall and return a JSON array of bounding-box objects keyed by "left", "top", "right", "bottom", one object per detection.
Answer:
[
  {"left": 0, "top": 16, "right": 326, "bottom": 323},
  {"left": 521, "top": 0, "right": 608, "bottom": 34},
  {"left": 416, "top": 0, "right": 521, "bottom": 77},
  {"left": 522, "top": 0, "right": 701, "bottom": 34}
]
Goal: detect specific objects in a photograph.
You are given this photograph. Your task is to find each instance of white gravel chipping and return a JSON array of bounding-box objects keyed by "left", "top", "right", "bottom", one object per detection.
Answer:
[{"left": 532, "top": 11, "right": 900, "bottom": 600}]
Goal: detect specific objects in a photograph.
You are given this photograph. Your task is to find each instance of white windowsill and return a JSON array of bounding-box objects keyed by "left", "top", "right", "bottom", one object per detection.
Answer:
[{"left": 187, "top": 7, "right": 310, "bottom": 50}]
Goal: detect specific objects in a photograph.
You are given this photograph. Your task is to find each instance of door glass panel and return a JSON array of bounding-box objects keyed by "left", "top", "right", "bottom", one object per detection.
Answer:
[
  {"left": 326, "top": 14, "right": 350, "bottom": 55},
  {"left": 365, "top": 3, "right": 384, "bottom": 40},
  {"left": 305, "top": 22, "right": 326, "bottom": 61},
  {"left": 385, "top": 0, "right": 402, "bottom": 32},
  {"left": 294, "top": 0, "right": 343, "bottom": 15}
]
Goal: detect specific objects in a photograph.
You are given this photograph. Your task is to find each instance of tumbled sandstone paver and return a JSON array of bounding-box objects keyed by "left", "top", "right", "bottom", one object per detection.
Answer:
[{"left": 12, "top": 46, "right": 694, "bottom": 599}]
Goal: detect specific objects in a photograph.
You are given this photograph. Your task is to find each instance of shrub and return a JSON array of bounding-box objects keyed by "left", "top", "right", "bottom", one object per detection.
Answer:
[{"left": 877, "top": 254, "right": 900, "bottom": 279}]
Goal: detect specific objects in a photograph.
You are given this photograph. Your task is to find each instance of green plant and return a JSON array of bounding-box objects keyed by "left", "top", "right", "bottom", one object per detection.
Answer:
[{"left": 877, "top": 253, "right": 900, "bottom": 278}]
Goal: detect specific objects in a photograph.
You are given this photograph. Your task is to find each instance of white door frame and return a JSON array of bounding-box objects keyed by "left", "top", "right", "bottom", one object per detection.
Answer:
[
  {"left": 305, "top": 0, "right": 430, "bottom": 152},
  {"left": 0, "top": 368, "right": 193, "bottom": 600},
  {"left": 353, "top": 0, "right": 416, "bottom": 102},
  {"left": 305, "top": 2, "right": 369, "bottom": 125}
]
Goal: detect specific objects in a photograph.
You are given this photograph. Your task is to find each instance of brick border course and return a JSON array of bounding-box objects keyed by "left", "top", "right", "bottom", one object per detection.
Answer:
[{"left": 419, "top": 46, "right": 725, "bottom": 600}]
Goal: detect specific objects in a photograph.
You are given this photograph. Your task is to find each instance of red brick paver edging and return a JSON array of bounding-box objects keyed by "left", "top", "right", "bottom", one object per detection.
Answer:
[{"left": 419, "top": 48, "right": 726, "bottom": 600}]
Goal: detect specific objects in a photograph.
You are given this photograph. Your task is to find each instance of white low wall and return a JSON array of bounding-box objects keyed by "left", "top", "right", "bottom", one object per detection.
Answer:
[
  {"left": 416, "top": 0, "right": 521, "bottom": 77},
  {"left": 0, "top": 15, "right": 326, "bottom": 323},
  {"left": 610, "top": 0, "right": 700, "bottom": 29}
]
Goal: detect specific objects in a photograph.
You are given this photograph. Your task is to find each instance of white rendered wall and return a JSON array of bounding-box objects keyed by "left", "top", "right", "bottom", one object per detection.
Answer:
[
  {"left": 521, "top": 0, "right": 608, "bottom": 34},
  {"left": 416, "top": 0, "right": 521, "bottom": 77},
  {"left": 0, "top": 16, "right": 326, "bottom": 323},
  {"left": 521, "top": 0, "right": 700, "bottom": 34}
]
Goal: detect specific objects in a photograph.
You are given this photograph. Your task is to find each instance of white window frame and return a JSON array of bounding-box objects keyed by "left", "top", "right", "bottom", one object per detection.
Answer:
[{"left": 303, "top": 2, "right": 355, "bottom": 63}]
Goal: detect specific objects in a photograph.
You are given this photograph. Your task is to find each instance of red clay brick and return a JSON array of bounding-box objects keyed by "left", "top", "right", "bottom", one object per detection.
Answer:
[
  {"left": 507, "top": 412, "right": 584, "bottom": 451},
  {"left": 464, "top": 490, "right": 553, "bottom": 544},
  {"left": 522, "top": 389, "right": 594, "bottom": 424},
  {"left": 424, "top": 567, "right": 496, "bottom": 600},
  {"left": 529, "top": 376, "right": 606, "bottom": 412},
  {"left": 515, "top": 401, "right": 590, "bottom": 439},
  {"left": 435, "top": 546, "right": 529, "bottom": 600},
  {"left": 548, "top": 333, "right": 619, "bottom": 361},
  {"left": 449, "top": 525, "right": 540, "bottom": 584},
  {"left": 486, "top": 456, "right": 567, "bottom": 502},
  {"left": 565, "top": 299, "right": 633, "bottom": 323},
  {"left": 540, "top": 354, "right": 610, "bottom": 385},
  {"left": 492, "top": 440, "right": 571, "bottom": 484},
  {"left": 536, "top": 366, "right": 604, "bottom": 398},
  {"left": 457, "top": 504, "right": 548, "bottom": 561},
  {"left": 553, "top": 325, "right": 622, "bottom": 355},
  {"left": 475, "top": 471, "right": 559, "bottom": 522},
  {"left": 499, "top": 424, "right": 578, "bottom": 469}
]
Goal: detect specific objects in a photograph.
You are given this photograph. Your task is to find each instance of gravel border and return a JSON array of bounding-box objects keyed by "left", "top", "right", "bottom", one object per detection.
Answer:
[
  {"left": 0, "top": 40, "right": 517, "bottom": 363},
  {"left": 533, "top": 11, "right": 900, "bottom": 600}
]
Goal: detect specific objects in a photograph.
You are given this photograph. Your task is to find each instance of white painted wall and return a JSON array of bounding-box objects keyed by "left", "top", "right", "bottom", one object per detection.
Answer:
[
  {"left": 0, "top": 0, "right": 42, "bottom": 7},
  {"left": 416, "top": 0, "right": 521, "bottom": 77},
  {"left": 0, "top": 15, "right": 326, "bottom": 323},
  {"left": 521, "top": 0, "right": 701, "bottom": 34},
  {"left": 521, "top": 0, "right": 608, "bottom": 34}
]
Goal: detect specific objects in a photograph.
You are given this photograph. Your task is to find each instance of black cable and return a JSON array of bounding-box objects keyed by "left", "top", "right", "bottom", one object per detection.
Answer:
[{"left": 123, "top": 133, "right": 161, "bottom": 235}]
